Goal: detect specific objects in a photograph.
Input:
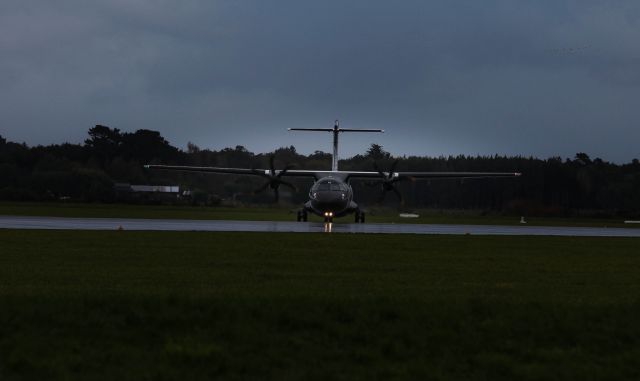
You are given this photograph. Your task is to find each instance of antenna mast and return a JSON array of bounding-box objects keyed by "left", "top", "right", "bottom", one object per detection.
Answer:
[{"left": 289, "top": 120, "right": 384, "bottom": 171}]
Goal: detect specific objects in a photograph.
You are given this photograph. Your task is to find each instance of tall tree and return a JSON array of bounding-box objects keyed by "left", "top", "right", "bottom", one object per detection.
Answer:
[
  {"left": 84, "top": 125, "right": 122, "bottom": 165},
  {"left": 366, "top": 143, "right": 390, "bottom": 160}
]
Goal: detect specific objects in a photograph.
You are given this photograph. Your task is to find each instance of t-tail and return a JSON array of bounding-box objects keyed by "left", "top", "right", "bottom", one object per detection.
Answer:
[{"left": 288, "top": 120, "right": 384, "bottom": 171}]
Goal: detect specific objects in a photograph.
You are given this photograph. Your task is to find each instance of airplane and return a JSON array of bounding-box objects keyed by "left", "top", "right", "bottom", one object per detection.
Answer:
[{"left": 145, "top": 121, "right": 521, "bottom": 223}]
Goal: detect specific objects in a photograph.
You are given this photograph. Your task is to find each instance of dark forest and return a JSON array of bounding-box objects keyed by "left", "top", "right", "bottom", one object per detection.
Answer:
[{"left": 1, "top": 125, "right": 639, "bottom": 217}]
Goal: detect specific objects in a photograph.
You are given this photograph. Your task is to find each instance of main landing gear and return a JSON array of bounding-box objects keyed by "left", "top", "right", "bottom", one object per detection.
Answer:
[
  {"left": 354, "top": 210, "right": 365, "bottom": 223},
  {"left": 296, "top": 209, "right": 308, "bottom": 222}
]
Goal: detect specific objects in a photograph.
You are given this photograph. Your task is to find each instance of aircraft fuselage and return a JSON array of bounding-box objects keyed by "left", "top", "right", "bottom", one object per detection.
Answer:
[{"left": 305, "top": 176, "right": 357, "bottom": 219}]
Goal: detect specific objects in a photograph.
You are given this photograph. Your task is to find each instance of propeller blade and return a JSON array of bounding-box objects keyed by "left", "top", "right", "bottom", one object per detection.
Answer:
[
  {"left": 371, "top": 159, "right": 408, "bottom": 206},
  {"left": 252, "top": 155, "right": 298, "bottom": 202},
  {"left": 252, "top": 170, "right": 271, "bottom": 180},
  {"left": 277, "top": 163, "right": 296, "bottom": 178}
]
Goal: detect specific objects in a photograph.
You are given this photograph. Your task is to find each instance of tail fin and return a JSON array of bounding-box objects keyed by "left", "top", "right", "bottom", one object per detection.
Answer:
[{"left": 289, "top": 120, "right": 384, "bottom": 171}]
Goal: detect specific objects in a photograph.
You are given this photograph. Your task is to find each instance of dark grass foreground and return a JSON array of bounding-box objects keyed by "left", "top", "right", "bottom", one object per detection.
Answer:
[{"left": 1, "top": 231, "right": 639, "bottom": 380}]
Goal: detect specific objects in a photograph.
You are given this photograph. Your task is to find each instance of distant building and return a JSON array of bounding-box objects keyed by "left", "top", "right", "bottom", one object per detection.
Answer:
[
  {"left": 114, "top": 183, "right": 181, "bottom": 203},
  {"left": 130, "top": 185, "right": 180, "bottom": 193}
]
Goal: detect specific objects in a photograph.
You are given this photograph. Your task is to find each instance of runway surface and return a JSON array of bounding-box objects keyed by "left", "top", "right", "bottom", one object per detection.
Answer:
[{"left": 2, "top": 215, "right": 640, "bottom": 237}]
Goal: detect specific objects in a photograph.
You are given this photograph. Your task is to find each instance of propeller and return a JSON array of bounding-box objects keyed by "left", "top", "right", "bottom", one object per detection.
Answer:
[
  {"left": 252, "top": 155, "right": 297, "bottom": 202},
  {"left": 372, "top": 160, "right": 414, "bottom": 205}
]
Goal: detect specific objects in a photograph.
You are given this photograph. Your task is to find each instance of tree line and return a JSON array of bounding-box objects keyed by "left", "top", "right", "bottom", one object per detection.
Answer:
[{"left": 1, "top": 125, "right": 639, "bottom": 217}]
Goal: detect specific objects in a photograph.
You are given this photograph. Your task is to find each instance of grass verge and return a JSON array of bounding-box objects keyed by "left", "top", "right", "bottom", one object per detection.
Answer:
[{"left": 1, "top": 230, "right": 639, "bottom": 379}]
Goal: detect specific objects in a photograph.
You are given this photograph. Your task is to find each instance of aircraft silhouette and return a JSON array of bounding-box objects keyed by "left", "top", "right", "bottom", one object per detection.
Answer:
[{"left": 146, "top": 121, "right": 520, "bottom": 222}]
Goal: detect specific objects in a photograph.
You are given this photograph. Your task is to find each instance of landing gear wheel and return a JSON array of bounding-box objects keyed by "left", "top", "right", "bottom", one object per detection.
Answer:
[
  {"left": 297, "top": 211, "right": 302, "bottom": 222},
  {"left": 360, "top": 212, "right": 365, "bottom": 223},
  {"left": 302, "top": 210, "right": 308, "bottom": 222},
  {"left": 355, "top": 211, "right": 366, "bottom": 223}
]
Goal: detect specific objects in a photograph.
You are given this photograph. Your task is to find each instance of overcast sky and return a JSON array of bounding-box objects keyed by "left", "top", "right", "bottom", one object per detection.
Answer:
[{"left": 1, "top": 1, "right": 639, "bottom": 162}]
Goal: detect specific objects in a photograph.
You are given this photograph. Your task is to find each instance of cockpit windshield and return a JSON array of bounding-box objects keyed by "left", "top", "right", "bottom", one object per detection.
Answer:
[{"left": 315, "top": 181, "right": 345, "bottom": 192}]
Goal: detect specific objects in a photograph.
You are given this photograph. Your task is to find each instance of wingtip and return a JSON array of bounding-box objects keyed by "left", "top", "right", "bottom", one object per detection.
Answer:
[{"left": 515, "top": 172, "right": 522, "bottom": 177}]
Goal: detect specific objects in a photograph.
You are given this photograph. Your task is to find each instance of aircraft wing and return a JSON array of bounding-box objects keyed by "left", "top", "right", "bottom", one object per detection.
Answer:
[
  {"left": 146, "top": 165, "right": 520, "bottom": 180},
  {"left": 345, "top": 171, "right": 521, "bottom": 181},
  {"left": 144, "top": 164, "right": 319, "bottom": 178}
]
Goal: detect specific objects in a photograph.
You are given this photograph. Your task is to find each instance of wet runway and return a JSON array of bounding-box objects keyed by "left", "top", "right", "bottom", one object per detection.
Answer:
[{"left": 2, "top": 215, "right": 640, "bottom": 237}]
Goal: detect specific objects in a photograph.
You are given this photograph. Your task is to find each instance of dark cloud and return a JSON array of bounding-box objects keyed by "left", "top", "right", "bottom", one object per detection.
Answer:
[{"left": 1, "top": 0, "right": 639, "bottom": 162}]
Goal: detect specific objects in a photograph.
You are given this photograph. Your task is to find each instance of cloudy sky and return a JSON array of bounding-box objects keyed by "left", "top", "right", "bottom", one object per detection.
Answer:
[{"left": 1, "top": 1, "right": 639, "bottom": 162}]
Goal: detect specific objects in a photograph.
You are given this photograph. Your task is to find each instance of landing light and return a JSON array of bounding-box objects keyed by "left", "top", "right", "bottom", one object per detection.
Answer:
[{"left": 324, "top": 212, "right": 334, "bottom": 217}]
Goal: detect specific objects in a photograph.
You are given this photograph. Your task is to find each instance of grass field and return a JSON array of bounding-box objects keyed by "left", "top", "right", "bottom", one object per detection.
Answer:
[
  {"left": 1, "top": 230, "right": 639, "bottom": 380},
  {"left": 1, "top": 201, "right": 637, "bottom": 227}
]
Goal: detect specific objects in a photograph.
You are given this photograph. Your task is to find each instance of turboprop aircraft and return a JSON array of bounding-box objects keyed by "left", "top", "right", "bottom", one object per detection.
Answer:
[{"left": 145, "top": 121, "right": 521, "bottom": 223}]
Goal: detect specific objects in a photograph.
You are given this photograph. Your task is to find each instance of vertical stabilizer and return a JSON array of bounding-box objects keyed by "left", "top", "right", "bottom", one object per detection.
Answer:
[{"left": 288, "top": 121, "right": 384, "bottom": 171}]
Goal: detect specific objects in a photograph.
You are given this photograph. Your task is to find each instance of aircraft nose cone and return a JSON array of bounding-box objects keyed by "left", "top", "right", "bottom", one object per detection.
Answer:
[
  {"left": 315, "top": 191, "right": 334, "bottom": 202},
  {"left": 314, "top": 191, "right": 347, "bottom": 211}
]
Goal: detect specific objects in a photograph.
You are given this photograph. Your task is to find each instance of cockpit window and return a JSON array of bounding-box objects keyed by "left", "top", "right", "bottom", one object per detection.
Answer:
[
  {"left": 315, "top": 180, "right": 344, "bottom": 191},
  {"left": 314, "top": 179, "right": 348, "bottom": 192}
]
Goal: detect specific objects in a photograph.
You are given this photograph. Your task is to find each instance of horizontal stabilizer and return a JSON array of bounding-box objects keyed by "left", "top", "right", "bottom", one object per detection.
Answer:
[
  {"left": 288, "top": 128, "right": 384, "bottom": 133},
  {"left": 287, "top": 128, "right": 334, "bottom": 132},
  {"left": 288, "top": 122, "right": 384, "bottom": 171},
  {"left": 339, "top": 128, "right": 384, "bottom": 133}
]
